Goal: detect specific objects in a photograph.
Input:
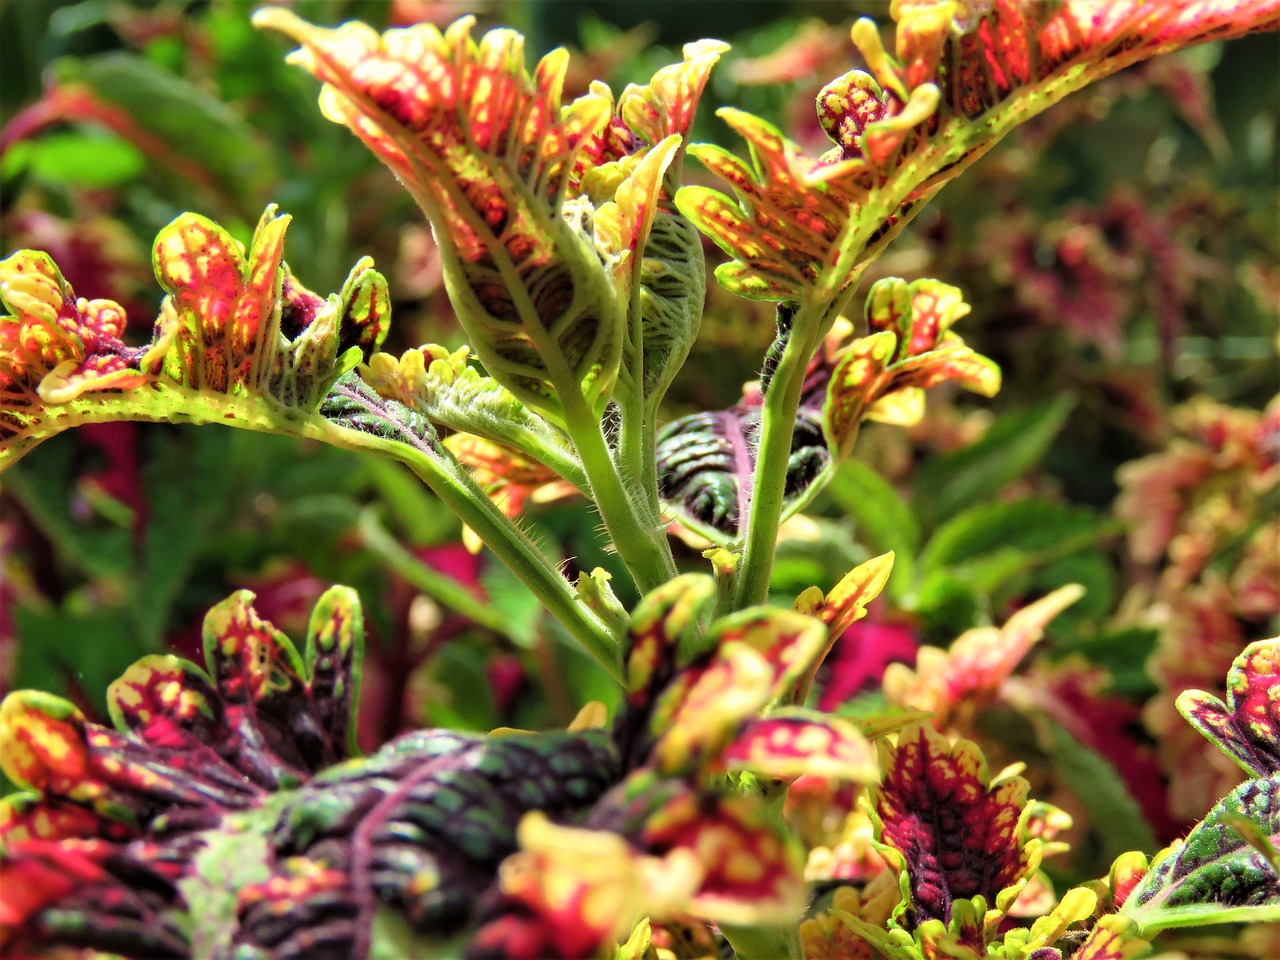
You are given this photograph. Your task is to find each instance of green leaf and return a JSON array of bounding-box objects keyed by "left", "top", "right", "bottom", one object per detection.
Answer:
[
  {"left": 13, "top": 605, "right": 148, "bottom": 719},
  {"left": 479, "top": 562, "right": 544, "bottom": 649},
  {"left": 1045, "top": 719, "right": 1158, "bottom": 866},
  {"left": 362, "top": 345, "right": 584, "bottom": 488},
  {"left": 1122, "top": 774, "right": 1280, "bottom": 934},
  {"left": 826, "top": 458, "right": 920, "bottom": 596},
  {"left": 53, "top": 51, "right": 275, "bottom": 197},
  {"left": 920, "top": 498, "right": 1107, "bottom": 572},
  {"left": 912, "top": 396, "right": 1075, "bottom": 530},
  {"left": 12, "top": 130, "right": 145, "bottom": 187}
]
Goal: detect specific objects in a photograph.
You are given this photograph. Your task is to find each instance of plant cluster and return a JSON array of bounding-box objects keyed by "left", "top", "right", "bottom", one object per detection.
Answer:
[{"left": 1, "top": 1, "right": 1278, "bottom": 958}]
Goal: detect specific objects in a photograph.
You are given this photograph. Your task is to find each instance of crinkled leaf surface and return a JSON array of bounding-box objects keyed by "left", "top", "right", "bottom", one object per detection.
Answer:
[
  {"left": 255, "top": 10, "right": 633, "bottom": 424},
  {"left": 678, "top": 0, "right": 1280, "bottom": 308},
  {"left": 363, "top": 343, "right": 582, "bottom": 486},
  {"left": 872, "top": 723, "right": 1036, "bottom": 928},
  {"left": 1, "top": 207, "right": 390, "bottom": 470},
  {"left": 656, "top": 281, "right": 996, "bottom": 544},
  {"left": 1122, "top": 774, "right": 1280, "bottom": 933},
  {"left": 0, "top": 588, "right": 622, "bottom": 959},
  {"left": 1177, "top": 638, "right": 1280, "bottom": 777}
]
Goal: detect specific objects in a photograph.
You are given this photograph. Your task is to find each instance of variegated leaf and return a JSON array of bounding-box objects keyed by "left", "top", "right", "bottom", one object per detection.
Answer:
[
  {"left": 0, "top": 250, "right": 148, "bottom": 465},
  {"left": 679, "top": 1, "right": 1280, "bottom": 308},
  {"left": 256, "top": 10, "right": 631, "bottom": 424},
  {"left": 719, "top": 710, "right": 877, "bottom": 784},
  {"left": 1122, "top": 774, "right": 1280, "bottom": 933},
  {"left": 639, "top": 790, "right": 808, "bottom": 926},
  {"left": 1, "top": 208, "right": 390, "bottom": 470},
  {"left": 883, "top": 585, "right": 1084, "bottom": 731},
  {"left": 1177, "top": 637, "right": 1280, "bottom": 777},
  {"left": 871, "top": 723, "right": 1038, "bottom": 928},
  {"left": 655, "top": 384, "right": 829, "bottom": 545},
  {"left": 648, "top": 607, "right": 827, "bottom": 774}
]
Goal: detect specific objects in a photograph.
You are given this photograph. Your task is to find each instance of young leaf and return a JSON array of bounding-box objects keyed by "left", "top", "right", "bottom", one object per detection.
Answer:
[
  {"left": 1, "top": 208, "right": 391, "bottom": 470},
  {"left": 363, "top": 344, "right": 583, "bottom": 487},
  {"left": 0, "top": 250, "right": 148, "bottom": 463},
  {"left": 255, "top": 10, "right": 630, "bottom": 424},
  {"left": 1177, "top": 637, "right": 1280, "bottom": 777},
  {"left": 679, "top": 1, "right": 1280, "bottom": 313},
  {"left": 1122, "top": 774, "right": 1280, "bottom": 933}
]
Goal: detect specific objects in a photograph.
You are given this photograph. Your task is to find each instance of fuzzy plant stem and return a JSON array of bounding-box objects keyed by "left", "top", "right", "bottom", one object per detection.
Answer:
[
  {"left": 560, "top": 389, "right": 678, "bottom": 594},
  {"left": 338, "top": 423, "right": 627, "bottom": 683},
  {"left": 4, "top": 387, "right": 626, "bottom": 682},
  {"left": 731, "top": 309, "right": 824, "bottom": 610}
]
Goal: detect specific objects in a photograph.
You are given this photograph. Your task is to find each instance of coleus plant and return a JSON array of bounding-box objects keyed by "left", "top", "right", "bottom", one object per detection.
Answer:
[{"left": 2, "top": 1, "right": 1279, "bottom": 957}]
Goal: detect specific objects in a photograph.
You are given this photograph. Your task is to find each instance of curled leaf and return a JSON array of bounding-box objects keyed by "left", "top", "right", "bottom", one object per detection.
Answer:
[{"left": 1177, "top": 637, "right": 1280, "bottom": 777}]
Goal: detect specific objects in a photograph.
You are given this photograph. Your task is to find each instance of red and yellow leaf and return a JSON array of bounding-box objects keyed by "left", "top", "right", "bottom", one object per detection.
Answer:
[
  {"left": 641, "top": 791, "right": 808, "bottom": 926},
  {"left": 883, "top": 585, "right": 1084, "bottom": 732},
  {"left": 1177, "top": 637, "right": 1280, "bottom": 777},
  {"left": 255, "top": 10, "right": 626, "bottom": 422},
  {"left": 872, "top": 723, "right": 1037, "bottom": 927},
  {"left": 718, "top": 711, "right": 877, "bottom": 784}
]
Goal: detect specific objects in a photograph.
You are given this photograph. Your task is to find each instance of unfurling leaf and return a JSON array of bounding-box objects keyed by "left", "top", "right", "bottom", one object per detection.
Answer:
[
  {"left": 0, "top": 250, "right": 148, "bottom": 463},
  {"left": 680, "top": 0, "right": 1280, "bottom": 309},
  {"left": 1, "top": 207, "right": 390, "bottom": 469},
  {"left": 257, "top": 11, "right": 629, "bottom": 424},
  {"left": 824, "top": 278, "right": 999, "bottom": 456},
  {"left": 1122, "top": 774, "right": 1280, "bottom": 933},
  {"left": 1177, "top": 637, "right": 1280, "bottom": 777},
  {"left": 363, "top": 344, "right": 582, "bottom": 486}
]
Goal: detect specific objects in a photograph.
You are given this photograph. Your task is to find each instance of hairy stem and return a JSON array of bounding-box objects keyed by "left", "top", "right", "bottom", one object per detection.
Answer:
[
  {"left": 561, "top": 389, "right": 677, "bottom": 594},
  {"left": 327, "top": 419, "right": 627, "bottom": 684},
  {"left": 356, "top": 509, "right": 512, "bottom": 635},
  {"left": 8, "top": 386, "right": 624, "bottom": 682},
  {"left": 731, "top": 304, "right": 825, "bottom": 610}
]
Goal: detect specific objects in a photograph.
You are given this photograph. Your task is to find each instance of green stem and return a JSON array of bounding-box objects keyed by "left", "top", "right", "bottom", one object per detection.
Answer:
[
  {"left": 731, "top": 306, "right": 824, "bottom": 610},
  {"left": 336, "top": 424, "right": 626, "bottom": 684},
  {"left": 5, "top": 386, "right": 625, "bottom": 683},
  {"left": 356, "top": 509, "right": 511, "bottom": 635},
  {"left": 561, "top": 391, "right": 677, "bottom": 594}
]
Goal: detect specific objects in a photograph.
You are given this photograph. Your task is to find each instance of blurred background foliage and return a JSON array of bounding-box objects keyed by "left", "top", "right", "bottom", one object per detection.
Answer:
[{"left": 1, "top": 0, "right": 1277, "bottom": 891}]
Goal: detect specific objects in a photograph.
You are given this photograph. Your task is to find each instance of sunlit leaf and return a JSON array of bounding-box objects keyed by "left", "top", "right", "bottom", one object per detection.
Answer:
[
  {"left": 1177, "top": 637, "right": 1280, "bottom": 777},
  {"left": 1122, "top": 774, "right": 1280, "bottom": 933},
  {"left": 871, "top": 723, "right": 1039, "bottom": 928}
]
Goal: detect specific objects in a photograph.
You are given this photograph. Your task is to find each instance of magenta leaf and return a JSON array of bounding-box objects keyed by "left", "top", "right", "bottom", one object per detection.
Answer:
[{"left": 1177, "top": 638, "right": 1280, "bottom": 777}]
